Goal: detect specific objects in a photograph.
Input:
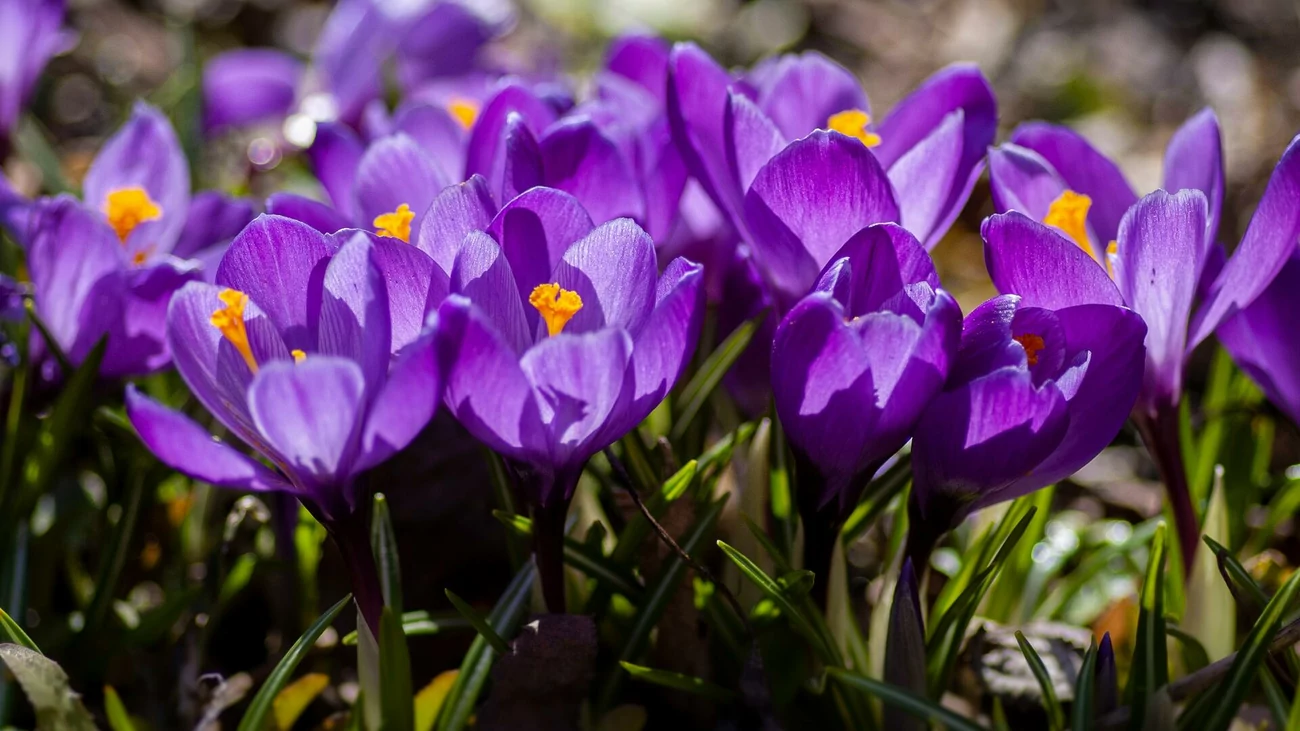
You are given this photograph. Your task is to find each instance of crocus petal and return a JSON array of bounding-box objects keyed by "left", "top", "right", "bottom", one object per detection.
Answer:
[
  {"left": 744, "top": 130, "right": 900, "bottom": 300},
  {"left": 1163, "top": 108, "right": 1224, "bottom": 248},
  {"left": 667, "top": 43, "right": 745, "bottom": 228},
  {"left": 981, "top": 211, "right": 1123, "bottom": 309},
  {"left": 816, "top": 223, "right": 941, "bottom": 316},
  {"left": 356, "top": 330, "right": 442, "bottom": 472},
  {"left": 987, "top": 143, "right": 1070, "bottom": 222},
  {"left": 538, "top": 117, "right": 643, "bottom": 226},
  {"left": 367, "top": 234, "right": 444, "bottom": 349},
  {"left": 201, "top": 48, "right": 303, "bottom": 132},
  {"left": 353, "top": 133, "right": 449, "bottom": 237},
  {"left": 450, "top": 231, "right": 532, "bottom": 354},
  {"left": 488, "top": 186, "right": 594, "bottom": 311},
  {"left": 264, "top": 192, "right": 350, "bottom": 235},
  {"left": 390, "top": 100, "right": 468, "bottom": 180},
  {"left": 394, "top": 0, "right": 501, "bottom": 88},
  {"left": 0, "top": 0, "right": 65, "bottom": 134},
  {"left": 307, "top": 123, "right": 364, "bottom": 221},
  {"left": 606, "top": 34, "right": 670, "bottom": 103},
  {"left": 465, "top": 83, "right": 557, "bottom": 185},
  {"left": 553, "top": 218, "right": 657, "bottom": 336},
  {"left": 724, "top": 90, "right": 786, "bottom": 197},
  {"left": 887, "top": 110, "right": 964, "bottom": 249},
  {"left": 313, "top": 0, "right": 388, "bottom": 122},
  {"left": 82, "top": 102, "right": 190, "bottom": 254},
  {"left": 317, "top": 234, "right": 392, "bottom": 395},
  {"left": 174, "top": 191, "right": 255, "bottom": 259},
  {"left": 433, "top": 295, "right": 546, "bottom": 460},
  {"left": 248, "top": 357, "right": 367, "bottom": 492},
  {"left": 1009, "top": 122, "right": 1137, "bottom": 244},
  {"left": 126, "top": 386, "right": 292, "bottom": 493},
  {"left": 501, "top": 113, "right": 543, "bottom": 202},
  {"left": 630, "top": 257, "right": 704, "bottom": 409},
  {"left": 215, "top": 215, "right": 334, "bottom": 350},
  {"left": 752, "top": 51, "right": 868, "bottom": 141},
  {"left": 1111, "top": 189, "right": 1207, "bottom": 410},
  {"left": 415, "top": 174, "right": 497, "bottom": 274},
  {"left": 1189, "top": 134, "right": 1300, "bottom": 347},
  {"left": 1218, "top": 253, "right": 1300, "bottom": 426},
  {"left": 639, "top": 118, "right": 689, "bottom": 242}
]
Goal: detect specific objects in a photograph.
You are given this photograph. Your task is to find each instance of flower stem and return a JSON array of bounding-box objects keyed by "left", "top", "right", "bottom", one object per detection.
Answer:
[
  {"left": 1134, "top": 406, "right": 1198, "bottom": 575},
  {"left": 532, "top": 498, "right": 569, "bottom": 614},
  {"left": 329, "top": 510, "right": 383, "bottom": 633}
]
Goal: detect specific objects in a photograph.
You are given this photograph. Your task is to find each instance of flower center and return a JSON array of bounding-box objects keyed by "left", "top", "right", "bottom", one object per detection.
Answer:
[
  {"left": 827, "top": 109, "right": 882, "bottom": 148},
  {"left": 291, "top": 349, "right": 306, "bottom": 363},
  {"left": 209, "top": 288, "right": 258, "bottom": 373},
  {"left": 448, "top": 98, "right": 479, "bottom": 130},
  {"left": 1014, "top": 333, "right": 1045, "bottom": 366},
  {"left": 103, "top": 187, "right": 162, "bottom": 243},
  {"left": 529, "top": 283, "right": 583, "bottom": 337},
  {"left": 1043, "top": 190, "right": 1093, "bottom": 258},
  {"left": 374, "top": 203, "right": 414, "bottom": 242}
]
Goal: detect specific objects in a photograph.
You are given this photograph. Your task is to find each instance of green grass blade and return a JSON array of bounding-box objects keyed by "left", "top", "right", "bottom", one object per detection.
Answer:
[
  {"left": 0, "top": 607, "right": 38, "bottom": 653},
  {"left": 379, "top": 606, "right": 415, "bottom": 731},
  {"left": 371, "top": 493, "right": 403, "bottom": 612},
  {"left": 342, "top": 611, "right": 471, "bottom": 646},
  {"left": 1164, "top": 625, "right": 1210, "bottom": 673},
  {"left": 444, "top": 589, "right": 511, "bottom": 656},
  {"left": 1072, "top": 641, "right": 1098, "bottom": 731},
  {"left": 1204, "top": 536, "right": 1268, "bottom": 613},
  {"left": 619, "top": 662, "right": 737, "bottom": 702},
  {"left": 718, "top": 539, "right": 832, "bottom": 662},
  {"left": 1014, "top": 631, "right": 1064, "bottom": 731},
  {"left": 826, "top": 668, "right": 987, "bottom": 731},
  {"left": 671, "top": 311, "right": 764, "bottom": 441},
  {"left": 237, "top": 593, "right": 351, "bottom": 731},
  {"left": 1261, "top": 669, "right": 1289, "bottom": 731},
  {"left": 104, "top": 685, "right": 135, "bottom": 731},
  {"left": 1125, "top": 523, "right": 1167, "bottom": 731},
  {"left": 491, "top": 511, "right": 645, "bottom": 602}
]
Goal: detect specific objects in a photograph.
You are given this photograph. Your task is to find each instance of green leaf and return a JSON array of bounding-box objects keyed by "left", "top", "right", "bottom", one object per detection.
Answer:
[
  {"left": 1182, "top": 474, "right": 1235, "bottom": 661},
  {"left": 434, "top": 563, "right": 535, "bottom": 731},
  {"left": 1014, "top": 631, "right": 1064, "bottom": 731},
  {"left": 718, "top": 539, "right": 836, "bottom": 663},
  {"left": 1072, "top": 641, "right": 1098, "bottom": 731},
  {"left": 371, "top": 493, "right": 403, "bottom": 612},
  {"left": 0, "top": 607, "right": 39, "bottom": 653},
  {"left": 237, "top": 593, "right": 352, "bottom": 731},
  {"left": 840, "top": 456, "right": 912, "bottom": 545},
  {"left": 1184, "top": 564, "right": 1300, "bottom": 731},
  {"left": 342, "top": 611, "right": 472, "bottom": 646},
  {"left": 444, "top": 589, "right": 511, "bottom": 656},
  {"left": 104, "top": 685, "right": 135, "bottom": 731},
  {"left": 1203, "top": 536, "right": 1268, "bottom": 615},
  {"left": 491, "top": 511, "right": 645, "bottom": 602},
  {"left": 379, "top": 606, "right": 415, "bottom": 731},
  {"left": 1125, "top": 522, "right": 1167, "bottom": 731},
  {"left": 218, "top": 553, "right": 258, "bottom": 607},
  {"left": 825, "top": 668, "right": 987, "bottom": 731},
  {"left": 1164, "top": 625, "right": 1209, "bottom": 674},
  {"left": 483, "top": 449, "right": 527, "bottom": 569},
  {"left": 1261, "top": 669, "right": 1289, "bottom": 731},
  {"left": 271, "top": 673, "right": 329, "bottom": 731},
  {"left": 0, "top": 644, "right": 96, "bottom": 731},
  {"left": 671, "top": 310, "right": 765, "bottom": 441},
  {"left": 767, "top": 413, "right": 796, "bottom": 559},
  {"left": 618, "top": 662, "right": 736, "bottom": 702}
]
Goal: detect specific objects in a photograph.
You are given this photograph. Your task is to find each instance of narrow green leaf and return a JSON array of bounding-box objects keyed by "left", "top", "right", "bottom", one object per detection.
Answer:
[
  {"left": 1183, "top": 474, "right": 1235, "bottom": 662},
  {"left": 1072, "top": 641, "right": 1098, "bottom": 731},
  {"left": 483, "top": 448, "right": 526, "bottom": 569},
  {"left": 1125, "top": 522, "right": 1167, "bottom": 731},
  {"left": 0, "top": 644, "right": 96, "bottom": 731},
  {"left": 379, "top": 606, "right": 415, "bottom": 731},
  {"left": 1187, "top": 566, "right": 1300, "bottom": 731},
  {"left": 1014, "top": 631, "right": 1064, "bottom": 731},
  {"left": 718, "top": 539, "right": 835, "bottom": 663},
  {"left": 103, "top": 685, "right": 135, "bottom": 731},
  {"left": 0, "top": 607, "right": 38, "bottom": 653},
  {"left": 491, "top": 511, "right": 645, "bottom": 602},
  {"left": 1164, "top": 625, "right": 1209, "bottom": 674},
  {"left": 342, "top": 611, "right": 471, "bottom": 646},
  {"left": 1286, "top": 670, "right": 1300, "bottom": 731},
  {"left": 85, "top": 467, "right": 148, "bottom": 633},
  {"left": 841, "top": 456, "right": 912, "bottom": 544},
  {"left": 237, "top": 593, "right": 351, "bottom": 731},
  {"left": 371, "top": 493, "right": 403, "bottom": 612},
  {"left": 767, "top": 412, "right": 796, "bottom": 559},
  {"left": 826, "top": 668, "right": 987, "bottom": 731},
  {"left": 444, "top": 590, "right": 511, "bottom": 656},
  {"left": 1203, "top": 536, "right": 1268, "bottom": 614},
  {"left": 618, "top": 662, "right": 736, "bottom": 702},
  {"left": 434, "top": 563, "right": 534, "bottom": 731},
  {"left": 24, "top": 302, "right": 71, "bottom": 377},
  {"left": 671, "top": 311, "right": 764, "bottom": 441},
  {"left": 1261, "top": 669, "right": 1289, "bottom": 731},
  {"left": 217, "top": 553, "right": 258, "bottom": 607},
  {"left": 696, "top": 423, "right": 756, "bottom": 478}
]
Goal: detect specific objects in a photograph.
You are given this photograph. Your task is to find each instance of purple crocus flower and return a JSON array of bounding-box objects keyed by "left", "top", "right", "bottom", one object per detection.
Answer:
[
  {"left": 429, "top": 192, "right": 704, "bottom": 610},
  {"left": 771, "top": 223, "right": 960, "bottom": 599},
  {"left": 21, "top": 103, "right": 252, "bottom": 378},
  {"left": 126, "top": 215, "right": 445, "bottom": 629},
  {"left": 986, "top": 117, "right": 1300, "bottom": 563},
  {"left": 0, "top": 0, "right": 67, "bottom": 139},
  {"left": 906, "top": 292, "right": 1146, "bottom": 563}
]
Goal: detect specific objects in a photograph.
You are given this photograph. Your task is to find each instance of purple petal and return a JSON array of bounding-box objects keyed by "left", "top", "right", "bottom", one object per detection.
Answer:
[
  {"left": 488, "top": 186, "right": 594, "bottom": 308},
  {"left": 174, "top": 191, "right": 255, "bottom": 259},
  {"left": 1163, "top": 108, "right": 1223, "bottom": 247},
  {"left": 553, "top": 218, "right": 657, "bottom": 336},
  {"left": 743, "top": 130, "right": 900, "bottom": 300},
  {"left": 450, "top": 231, "right": 532, "bottom": 354},
  {"left": 987, "top": 143, "right": 1070, "bottom": 222},
  {"left": 201, "top": 48, "right": 302, "bottom": 132},
  {"left": 215, "top": 215, "right": 334, "bottom": 350},
  {"left": 1189, "top": 134, "right": 1300, "bottom": 347},
  {"left": 1111, "top": 189, "right": 1207, "bottom": 410},
  {"left": 606, "top": 34, "right": 670, "bottom": 103},
  {"left": 981, "top": 211, "right": 1123, "bottom": 309},
  {"left": 353, "top": 133, "right": 450, "bottom": 238},
  {"left": 313, "top": 0, "right": 389, "bottom": 123},
  {"left": 264, "top": 192, "right": 350, "bottom": 235},
  {"left": 415, "top": 174, "right": 497, "bottom": 274},
  {"left": 667, "top": 43, "right": 745, "bottom": 228},
  {"left": 393, "top": 0, "right": 503, "bottom": 89},
  {"left": 356, "top": 330, "right": 442, "bottom": 472},
  {"left": 816, "top": 223, "right": 941, "bottom": 318},
  {"left": 368, "top": 234, "right": 443, "bottom": 350},
  {"left": 631, "top": 257, "right": 704, "bottom": 409},
  {"left": 126, "top": 385, "right": 292, "bottom": 493},
  {"left": 1009, "top": 122, "right": 1137, "bottom": 244},
  {"left": 82, "top": 102, "right": 190, "bottom": 254},
  {"left": 752, "top": 51, "right": 868, "bottom": 141},
  {"left": 639, "top": 117, "right": 688, "bottom": 242},
  {"left": 724, "top": 90, "right": 786, "bottom": 198},
  {"left": 307, "top": 123, "right": 364, "bottom": 221},
  {"left": 390, "top": 100, "right": 468, "bottom": 180},
  {"left": 887, "top": 109, "right": 964, "bottom": 249},
  {"left": 0, "top": 0, "right": 65, "bottom": 134},
  {"left": 500, "top": 113, "right": 543, "bottom": 202},
  {"left": 465, "top": 83, "right": 557, "bottom": 186},
  {"left": 539, "top": 117, "right": 644, "bottom": 225},
  {"left": 248, "top": 356, "right": 367, "bottom": 490},
  {"left": 317, "top": 234, "right": 391, "bottom": 395},
  {"left": 1219, "top": 252, "right": 1300, "bottom": 426}
]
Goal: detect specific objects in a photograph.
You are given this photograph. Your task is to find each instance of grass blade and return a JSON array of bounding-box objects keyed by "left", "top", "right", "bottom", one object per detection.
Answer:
[
  {"left": 1072, "top": 641, "right": 1098, "bottom": 731},
  {"left": 236, "top": 593, "right": 351, "bottom": 731},
  {"left": 671, "top": 311, "right": 764, "bottom": 441},
  {"left": 342, "top": 611, "right": 471, "bottom": 646},
  {"left": 618, "top": 662, "right": 736, "bottom": 702},
  {"left": 491, "top": 511, "right": 645, "bottom": 602},
  {"left": 0, "top": 607, "right": 38, "bottom": 653},
  {"left": 379, "top": 606, "right": 415, "bottom": 731},
  {"left": 371, "top": 493, "right": 403, "bottom": 612},
  {"left": 1125, "top": 523, "right": 1167, "bottom": 730},
  {"left": 104, "top": 685, "right": 135, "bottom": 731},
  {"left": 826, "top": 668, "right": 986, "bottom": 731},
  {"left": 444, "top": 589, "right": 511, "bottom": 656},
  {"left": 718, "top": 539, "right": 832, "bottom": 662},
  {"left": 1014, "top": 631, "right": 1065, "bottom": 731}
]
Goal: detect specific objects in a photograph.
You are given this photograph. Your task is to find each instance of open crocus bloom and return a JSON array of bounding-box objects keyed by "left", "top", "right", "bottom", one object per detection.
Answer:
[
  {"left": 667, "top": 44, "right": 996, "bottom": 253},
  {"left": 771, "top": 223, "right": 960, "bottom": 516},
  {"left": 22, "top": 103, "right": 252, "bottom": 377},
  {"left": 0, "top": 0, "right": 67, "bottom": 137},
  {"left": 909, "top": 294, "right": 1145, "bottom": 537},
  {"left": 126, "top": 216, "right": 444, "bottom": 628}
]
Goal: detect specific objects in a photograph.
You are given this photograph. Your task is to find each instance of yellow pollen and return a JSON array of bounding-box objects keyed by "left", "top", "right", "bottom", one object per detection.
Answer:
[
  {"left": 1044, "top": 190, "right": 1094, "bottom": 259},
  {"left": 209, "top": 288, "right": 259, "bottom": 373},
  {"left": 1014, "top": 333, "right": 1046, "bottom": 366},
  {"left": 374, "top": 203, "right": 414, "bottom": 242},
  {"left": 103, "top": 187, "right": 162, "bottom": 243},
  {"left": 529, "top": 283, "right": 583, "bottom": 337},
  {"left": 827, "top": 109, "right": 882, "bottom": 148},
  {"left": 448, "top": 98, "right": 479, "bottom": 130},
  {"left": 291, "top": 349, "right": 306, "bottom": 363}
]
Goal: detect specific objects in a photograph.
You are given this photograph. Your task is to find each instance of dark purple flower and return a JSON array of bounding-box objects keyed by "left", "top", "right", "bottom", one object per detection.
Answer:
[
  {"left": 126, "top": 215, "right": 445, "bottom": 628},
  {"left": 1218, "top": 251, "right": 1300, "bottom": 426},
  {"left": 0, "top": 0, "right": 67, "bottom": 137}
]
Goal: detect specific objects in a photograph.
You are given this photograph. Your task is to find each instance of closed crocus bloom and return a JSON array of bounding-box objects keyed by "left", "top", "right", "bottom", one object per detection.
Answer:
[
  {"left": 0, "top": 0, "right": 66, "bottom": 139},
  {"left": 432, "top": 213, "right": 704, "bottom": 611},
  {"left": 771, "top": 223, "right": 960, "bottom": 600},
  {"left": 986, "top": 127, "right": 1300, "bottom": 563},
  {"left": 1218, "top": 255, "right": 1300, "bottom": 427},
  {"left": 23, "top": 103, "right": 252, "bottom": 378},
  {"left": 908, "top": 294, "right": 1146, "bottom": 563},
  {"left": 126, "top": 216, "right": 445, "bottom": 630}
]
